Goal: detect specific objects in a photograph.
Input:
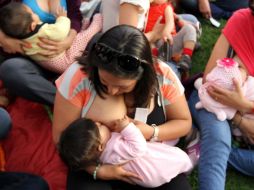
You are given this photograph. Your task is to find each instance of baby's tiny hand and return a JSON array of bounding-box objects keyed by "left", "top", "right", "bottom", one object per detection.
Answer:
[
  {"left": 55, "top": 6, "right": 67, "bottom": 17},
  {"left": 111, "top": 116, "right": 130, "bottom": 133}
]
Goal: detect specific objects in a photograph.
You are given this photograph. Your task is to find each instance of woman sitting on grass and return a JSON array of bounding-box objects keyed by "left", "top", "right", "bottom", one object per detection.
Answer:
[
  {"left": 53, "top": 24, "right": 192, "bottom": 190},
  {"left": 188, "top": 1, "right": 254, "bottom": 190}
]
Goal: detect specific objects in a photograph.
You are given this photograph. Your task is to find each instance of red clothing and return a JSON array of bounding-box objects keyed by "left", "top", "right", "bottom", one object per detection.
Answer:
[
  {"left": 145, "top": 3, "right": 176, "bottom": 34},
  {"left": 223, "top": 8, "right": 254, "bottom": 76}
]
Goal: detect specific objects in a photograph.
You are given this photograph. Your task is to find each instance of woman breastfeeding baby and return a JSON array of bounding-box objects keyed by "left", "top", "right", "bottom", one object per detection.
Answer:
[{"left": 53, "top": 25, "right": 193, "bottom": 190}]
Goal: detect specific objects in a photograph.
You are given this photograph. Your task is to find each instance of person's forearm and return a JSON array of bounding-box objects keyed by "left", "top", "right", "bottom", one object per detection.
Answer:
[
  {"left": 240, "top": 100, "right": 254, "bottom": 114},
  {"left": 145, "top": 31, "right": 156, "bottom": 43},
  {"left": 65, "top": 29, "right": 77, "bottom": 49},
  {"left": 164, "top": 6, "right": 174, "bottom": 34},
  {"left": 85, "top": 165, "right": 97, "bottom": 175},
  {"left": 157, "top": 119, "right": 192, "bottom": 141},
  {"left": 119, "top": 3, "right": 139, "bottom": 27}
]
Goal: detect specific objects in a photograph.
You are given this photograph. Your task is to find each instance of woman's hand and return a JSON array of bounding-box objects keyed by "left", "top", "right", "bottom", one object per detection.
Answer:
[
  {"left": 198, "top": 0, "right": 211, "bottom": 19},
  {"left": 132, "top": 120, "right": 154, "bottom": 140},
  {"left": 0, "top": 35, "right": 30, "bottom": 54},
  {"left": 162, "top": 29, "right": 173, "bottom": 45},
  {"left": 145, "top": 16, "right": 164, "bottom": 43},
  {"left": 97, "top": 164, "right": 141, "bottom": 184},
  {"left": 233, "top": 113, "right": 254, "bottom": 144},
  {"left": 207, "top": 79, "right": 254, "bottom": 113},
  {"left": 37, "top": 29, "right": 77, "bottom": 58}
]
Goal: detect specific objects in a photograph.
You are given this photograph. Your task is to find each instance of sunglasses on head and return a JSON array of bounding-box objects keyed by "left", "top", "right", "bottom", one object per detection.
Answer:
[{"left": 94, "top": 43, "right": 148, "bottom": 72}]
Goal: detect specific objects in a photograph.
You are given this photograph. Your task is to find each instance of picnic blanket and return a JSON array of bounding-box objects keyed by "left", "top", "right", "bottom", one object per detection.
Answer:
[{"left": 2, "top": 98, "right": 67, "bottom": 190}]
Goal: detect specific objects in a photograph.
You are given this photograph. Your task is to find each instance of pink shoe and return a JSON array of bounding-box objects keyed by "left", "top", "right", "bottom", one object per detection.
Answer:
[{"left": 186, "top": 129, "right": 200, "bottom": 167}]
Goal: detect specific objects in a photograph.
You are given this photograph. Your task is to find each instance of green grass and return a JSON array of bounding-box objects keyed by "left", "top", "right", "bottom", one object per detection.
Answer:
[
  {"left": 189, "top": 19, "right": 254, "bottom": 190},
  {"left": 191, "top": 19, "right": 226, "bottom": 74}
]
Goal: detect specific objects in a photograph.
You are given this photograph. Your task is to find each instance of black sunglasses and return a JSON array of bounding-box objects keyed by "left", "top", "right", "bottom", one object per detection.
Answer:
[{"left": 94, "top": 43, "right": 148, "bottom": 72}]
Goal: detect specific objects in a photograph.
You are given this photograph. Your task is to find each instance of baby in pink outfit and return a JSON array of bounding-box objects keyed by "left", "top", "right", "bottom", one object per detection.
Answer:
[
  {"left": 195, "top": 58, "right": 254, "bottom": 122},
  {"left": 58, "top": 116, "right": 192, "bottom": 188}
]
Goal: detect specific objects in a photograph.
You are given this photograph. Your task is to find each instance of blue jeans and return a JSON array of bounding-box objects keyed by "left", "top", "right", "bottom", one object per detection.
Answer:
[
  {"left": 179, "top": 0, "right": 248, "bottom": 19},
  {"left": 0, "top": 108, "right": 11, "bottom": 139},
  {"left": 188, "top": 90, "right": 231, "bottom": 190},
  {"left": 188, "top": 90, "right": 254, "bottom": 190},
  {"left": 0, "top": 57, "right": 56, "bottom": 106},
  {"left": 229, "top": 148, "right": 254, "bottom": 176}
]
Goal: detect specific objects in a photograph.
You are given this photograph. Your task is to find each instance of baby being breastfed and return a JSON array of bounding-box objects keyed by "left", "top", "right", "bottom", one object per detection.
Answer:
[{"left": 85, "top": 94, "right": 127, "bottom": 126}]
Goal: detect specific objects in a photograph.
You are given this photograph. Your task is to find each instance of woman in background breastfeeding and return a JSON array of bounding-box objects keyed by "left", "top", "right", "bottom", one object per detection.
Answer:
[{"left": 0, "top": 0, "right": 82, "bottom": 105}]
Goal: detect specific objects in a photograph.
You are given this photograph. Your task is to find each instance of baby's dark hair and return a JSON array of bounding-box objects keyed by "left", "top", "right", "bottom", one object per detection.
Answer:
[
  {"left": 0, "top": 2, "right": 33, "bottom": 38},
  {"left": 58, "top": 118, "right": 101, "bottom": 170}
]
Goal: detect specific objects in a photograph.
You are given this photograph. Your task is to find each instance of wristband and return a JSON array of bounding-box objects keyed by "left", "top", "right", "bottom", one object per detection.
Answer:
[
  {"left": 150, "top": 124, "right": 159, "bottom": 142},
  {"left": 93, "top": 163, "right": 101, "bottom": 180},
  {"left": 231, "top": 113, "right": 243, "bottom": 129},
  {"left": 237, "top": 115, "right": 243, "bottom": 127}
]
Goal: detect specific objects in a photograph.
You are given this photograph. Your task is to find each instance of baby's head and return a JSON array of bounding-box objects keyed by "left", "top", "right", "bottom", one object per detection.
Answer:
[
  {"left": 0, "top": 2, "right": 40, "bottom": 39},
  {"left": 58, "top": 118, "right": 110, "bottom": 170}
]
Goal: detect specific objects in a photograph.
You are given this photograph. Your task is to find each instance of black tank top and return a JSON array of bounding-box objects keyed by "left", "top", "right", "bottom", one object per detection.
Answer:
[{"left": 146, "top": 93, "right": 165, "bottom": 125}]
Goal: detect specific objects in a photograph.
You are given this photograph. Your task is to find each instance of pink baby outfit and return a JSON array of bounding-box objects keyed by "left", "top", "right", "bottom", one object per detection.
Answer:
[
  {"left": 40, "top": 14, "right": 102, "bottom": 73},
  {"left": 99, "top": 123, "right": 192, "bottom": 188},
  {"left": 196, "top": 58, "right": 243, "bottom": 121}
]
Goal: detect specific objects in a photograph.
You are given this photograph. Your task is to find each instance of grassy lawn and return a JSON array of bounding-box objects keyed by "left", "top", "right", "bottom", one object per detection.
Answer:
[{"left": 189, "top": 19, "right": 254, "bottom": 190}]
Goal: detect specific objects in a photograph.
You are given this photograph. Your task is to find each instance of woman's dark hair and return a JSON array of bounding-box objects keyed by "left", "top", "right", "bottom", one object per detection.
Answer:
[
  {"left": 58, "top": 118, "right": 101, "bottom": 170},
  {"left": 78, "top": 25, "right": 158, "bottom": 108},
  {"left": 0, "top": 2, "right": 33, "bottom": 39},
  {"left": 249, "top": 0, "right": 254, "bottom": 14}
]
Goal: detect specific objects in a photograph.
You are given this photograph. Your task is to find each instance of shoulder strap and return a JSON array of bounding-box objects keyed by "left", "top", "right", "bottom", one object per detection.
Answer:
[{"left": 227, "top": 46, "right": 236, "bottom": 58}]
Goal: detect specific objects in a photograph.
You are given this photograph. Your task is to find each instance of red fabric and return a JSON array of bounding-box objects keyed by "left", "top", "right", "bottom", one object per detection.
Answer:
[
  {"left": 145, "top": 3, "right": 175, "bottom": 34},
  {"left": 2, "top": 98, "right": 67, "bottom": 190},
  {"left": 223, "top": 8, "right": 254, "bottom": 76}
]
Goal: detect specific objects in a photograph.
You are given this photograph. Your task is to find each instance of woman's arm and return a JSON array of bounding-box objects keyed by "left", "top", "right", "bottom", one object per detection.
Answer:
[
  {"left": 37, "top": 29, "right": 77, "bottom": 58},
  {"left": 52, "top": 91, "right": 82, "bottom": 143},
  {"left": 86, "top": 164, "right": 141, "bottom": 184},
  {"left": 233, "top": 112, "right": 254, "bottom": 144},
  {"left": 203, "top": 34, "right": 230, "bottom": 81},
  {"left": 119, "top": 3, "right": 139, "bottom": 27},
  {"left": 158, "top": 95, "right": 192, "bottom": 141},
  {"left": 134, "top": 95, "right": 192, "bottom": 141},
  {"left": 162, "top": 5, "right": 174, "bottom": 43},
  {"left": 0, "top": 30, "right": 29, "bottom": 54},
  {"left": 119, "top": 2, "right": 164, "bottom": 43},
  {"left": 198, "top": 0, "right": 211, "bottom": 19}
]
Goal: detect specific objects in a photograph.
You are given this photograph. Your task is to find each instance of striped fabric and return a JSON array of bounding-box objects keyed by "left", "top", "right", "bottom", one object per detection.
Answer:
[{"left": 55, "top": 61, "right": 184, "bottom": 116}]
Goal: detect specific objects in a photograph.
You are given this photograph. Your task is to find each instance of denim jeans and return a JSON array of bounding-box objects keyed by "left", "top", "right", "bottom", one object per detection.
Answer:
[
  {"left": 0, "top": 172, "right": 49, "bottom": 190},
  {"left": 229, "top": 148, "right": 254, "bottom": 176},
  {"left": 188, "top": 90, "right": 254, "bottom": 189},
  {"left": 0, "top": 108, "right": 11, "bottom": 139},
  {"left": 0, "top": 57, "right": 56, "bottom": 106},
  {"left": 188, "top": 90, "right": 231, "bottom": 190},
  {"left": 179, "top": 0, "right": 248, "bottom": 19}
]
